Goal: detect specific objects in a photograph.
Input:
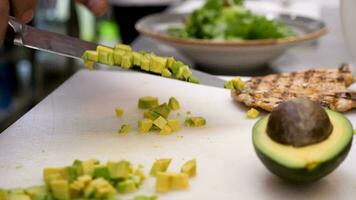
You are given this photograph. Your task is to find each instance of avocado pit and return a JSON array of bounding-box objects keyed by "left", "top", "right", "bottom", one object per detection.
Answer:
[{"left": 266, "top": 98, "right": 333, "bottom": 147}]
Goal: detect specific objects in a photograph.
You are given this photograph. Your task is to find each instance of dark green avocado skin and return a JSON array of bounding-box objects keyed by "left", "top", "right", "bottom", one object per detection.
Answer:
[{"left": 254, "top": 139, "right": 352, "bottom": 183}]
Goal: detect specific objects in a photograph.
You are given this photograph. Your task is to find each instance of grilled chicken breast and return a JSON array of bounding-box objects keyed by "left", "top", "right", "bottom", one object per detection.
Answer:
[{"left": 232, "top": 65, "right": 356, "bottom": 112}]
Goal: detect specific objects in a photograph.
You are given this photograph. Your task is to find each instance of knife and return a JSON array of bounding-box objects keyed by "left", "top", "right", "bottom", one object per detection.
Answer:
[{"left": 7, "top": 16, "right": 226, "bottom": 88}]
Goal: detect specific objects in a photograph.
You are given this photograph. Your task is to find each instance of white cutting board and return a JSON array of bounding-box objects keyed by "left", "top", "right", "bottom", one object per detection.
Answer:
[{"left": 1, "top": 70, "right": 356, "bottom": 200}]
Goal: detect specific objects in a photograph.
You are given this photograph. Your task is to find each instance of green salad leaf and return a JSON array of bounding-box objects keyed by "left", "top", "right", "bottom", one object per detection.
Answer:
[{"left": 167, "top": 0, "right": 295, "bottom": 40}]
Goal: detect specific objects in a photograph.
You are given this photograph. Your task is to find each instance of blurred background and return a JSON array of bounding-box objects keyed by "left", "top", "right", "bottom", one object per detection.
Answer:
[{"left": 0, "top": 0, "right": 353, "bottom": 132}]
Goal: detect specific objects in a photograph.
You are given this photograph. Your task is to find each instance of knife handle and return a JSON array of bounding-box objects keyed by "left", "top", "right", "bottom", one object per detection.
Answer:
[{"left": 6, "top": 17, "right": 23, "bottom": 46}]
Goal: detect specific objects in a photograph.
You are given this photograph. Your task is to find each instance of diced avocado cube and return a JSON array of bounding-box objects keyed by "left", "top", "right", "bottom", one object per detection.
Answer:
[
  {"left": 66, "top": 166, "right": 78, "bottom": 182},
  {"left": 181, "top": 159, "right": 196, "bottom": 177},
  {"left": 98, "top": 51, "right": 114, "bottom": 66},
  {"left": 50, "top": 180, "right": 70, "bottom": 200},
  {"left": 81, "top": 160, "right": 96, "bottom": 176},
  {"left": 184, "top": 117, "right": 206, "bottom": 127},
  {"left": 143, "top": 111, "right": 160, "bottom": 120},
  {"left": 188, "top": 75, "right": 200, "bottom": 84},
  {"left": 113, "top": 49, "right": 126, "bottom": 65},
  {"left": 150, "top": 56, "right": 167, "bottom": 74},
  {"left": 224, "top": 80, "right": 235, "bottom": 89},
  {"left": 232, "top": 77, "right": 244, "bottom": 91},
  {"left": 133, "top": 196, "right": 157, "bottom": 200},
  {"left": 150, "top": 125, "right": 161, "bottom": 132},
  {"left": 170, "top": 61, "right": 184, "bottom": 75},
  {"left": 132, "top": 52, "right": 142, "bottom": 66},
  {"left": 82, "top": 50, "right": 99, "bottom": 62},
  {"left": 0, "top": 189, "right": 7, "bottom": 200},
  {"left": 84, "top": 60, "right": 94, "bottom": 70},
  {"left": 246, "top": 108, "right": 260, "bottom": 119},
  {"left": 138, "top": 119, "right": 153, "bottom": 133},
  {"left": 138, "top": 96, "right": 159, "bottom": 109},
  {"left": 155, "top": 172, "right": 171, "bottom": 193},
  {"left": 84, "top": 178, "right": 116, "bottom": 199},
  {"left": 115, "top": 44, "right": 132, "bottom": 52},
  {"left": 107, "top": 161, "right": 133, "bottom": 179},
  {"left": 171, "top": 173, "right": 189, "bottom": 190},
  {"left": 25, "top": 186, "right": 47, "bottom": 200},
  {"left": 43, "top": 168, "right": 68, "bottom": 185},
  {"left": 161, "top": 69, "right": 172, "bottom": 78},
  {"left": 117, "top": 180, "right": 137, "bottom": 194},
  {"left": 128, "top": 175, "right": 142, "bottom": 187},
  {"left": 167, "top": 119, "right": 180, "bottom": 132},
  {"left": 97, "top": 45, "right": 114, "bottom": 53},
  {"left": 153, "top": 116, "right": 167, "bottom": 130},
  {"left": 176, "top": 66, "right": 192, "bottom": 80},
  {"left": 151, "top": 103, "right": 171, "bottom": 118},
  {"left": 159, "top": 125, "right": 172, "bottom": 135},
  {"left": 121, "top": 53, "right": 133, "bottom": 69},
  {"left": 140, "top": 57, "right": 150, "bottom": 71},
  {"left": 150, "top": 159, "right": 171, "bottom": 176},
  {"left": 8, "top": 189, "right": 24, "bottom": 195},
  {"left": 70, "top": 175, "right": 92, "bottom": 196},
  {"left": 134, "top": 166, "right": 146, "bottom": 182},
  {"left": 7, "top": 194, "right": 31, "bottom": 200},
  {"left": 115, "top": 107, "right": 124, "bottom": 118},
  {"left": 166, "top": 57, "right": 176, "bottom": 69},
  {"left": 168, "top": 97, "right": 180, "bottom": 110},
  {"left": 94, "top": 166, "right": 111, "bottom": 180},
  {"left": 119, "top": 124, "right": 131, "bottom": 134}
]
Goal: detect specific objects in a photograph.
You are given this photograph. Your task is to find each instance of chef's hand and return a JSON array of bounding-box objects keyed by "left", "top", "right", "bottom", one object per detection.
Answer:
[{"left": 0, "top": 0, "right": 108, "bottom": 46}]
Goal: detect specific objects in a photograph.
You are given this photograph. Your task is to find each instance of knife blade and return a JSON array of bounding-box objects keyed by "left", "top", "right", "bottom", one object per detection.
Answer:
[{"left": 7, "top": 16, "right": 96, "bottom": 59}]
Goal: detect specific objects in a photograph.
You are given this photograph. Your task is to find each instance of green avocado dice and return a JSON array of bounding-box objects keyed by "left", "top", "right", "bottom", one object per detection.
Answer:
[
  {"left": 138, "top": 119, "right": 153, "bottom": 133},
  {"left": 161, "top": 69, "right": 172, "bottom": 78},
  {"left": 113, "top": 49, "right": 126, "bottom": 65},
  {"left": 151, "top": 103, "right": 171, "bottom": 118},
  {"left": 138, "top": 96, "right": 159, "bottom": 109},
  {"left": 50, "top": 180, "right": 70, "bottom": 200},
  {"left": 150, "top": 159, "right": 171, "bottom": 176},
  {"left": 25, "top": 186, "right": 47, "bottom": 200},
  {"left": 150, "top": 56, "right": 167, "bottom": 74},
  {"left": 181, "top": 159, "right": 196, "bottom": 177},
  {"left": 82, "top": 50, "right": 99, "bottom": 62},
  {"left": 140, "top": 57, "right": 150, "bottom": 71},
  {"left": 121, "top": 53, "right": 133, "bottom": 69},
  {"left": 116, "top": 180, "right": 137, "bottom": 194},
  {"left": 0, "top": 189, "right": 7, "bottom": 200},
  {"left": 170, "top": 61, "right": 184, "bottom": 75},
  {"left": 166, "top": 57, "right": 176, "bottom": 69},
  {"left": 107, "top": 161, "right": 133, "bottom": 179},
  {"left": 153, "top": 116, "right": 168, "bottom": 130},
  {"left": 115, "top": 44, "right": 132, "bottom": 52},
  {"left": 119, "top": 124, "right": 131, "bottom": 134},
  {"left": 143, "top": 111, "right": 160, "bottom": 120},
  {"left": 167, "top": 119, "right": 180, "bottom": 132},
  {"left": 168, "top": 97, "right": 180, "bottom": 110},
  {"left": 188, "top": 75, "right": 200, "bottom": 84},
  {"left": 132, "top": 52, "right": 142, "bottom": 66},
  {"left": 159, "top": 125, "right": 172, "bottom": 135},
  {"left": 176, "top": 66, "right": 192, "bottom": 80},
  {"left": 43, "top": 168, "right": 68, "bottom": 185},
  {"left": 93, "top": 166, "right": 111, "bottom": 180},
  {"left": 98, "top": 51, "right": 114, "bottom": 66},
  {"left": 184, "top": 117, "right": 206, "bottom": 127}
]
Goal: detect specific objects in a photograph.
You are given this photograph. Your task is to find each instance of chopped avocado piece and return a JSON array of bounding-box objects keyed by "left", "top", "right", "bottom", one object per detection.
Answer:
[
  {"left": 132, "top": 52, "right": 142, "bottom": 66},
  {"left": 81, "top": 160, "right": 96, "bottom": 176},
  {"left": 159, "top": 125, "right": 172, "bottom": 135},
  {"left": 150, "top": 56, "right": 167, "bottom": 74},
  {"left": 7, "top": 194, "right": 31, "bottom": 200},
  {"left": 107, "top": 161, "right": 133, "bottom": 179},
  {"left": 25, "top": 186, "right": 47, "bottom": 200},
  {"left": 138, "top": 96, "right": 159, "bottom": 109},
  {"left": 155, "top": 172, "right": 171, "bottom": 193},
  {"left": 113, "top": 49, "right": 126, "bottom": 65},
  {"left": 171, "top": 173, "right": 189, "bottom": 190},
  {"left": 140, "top": 57, "right": 150, "bottom": 71},
  {"left": 168, "top": 97, "right": 180, "bottom": 110},
  {"left": 161, "top": 69, "right": 172, "bottom": 78},
  {"left": 82, "top": 50, "right": 99, "bottom": 62},
  {"left": 150, "top": 159, "right": 171, "bottom": 176},
  {"left": 153, "top": 116, "right": 168, "bottom": 130},
  {"left": 66, "top": 166, "right": 78, "bottom": 182},
  {"left": 184, "top": 117, "right": 206, "bottom": 127},
  {"left": 151, "top": 103, "right": 171, "bottom": 118},
  {"left": 93, "top": 166, "right": 111, "bottom": 180},
  {"left": 170, "top": 61, "right": 184, "bottom": 75},
  {"left": 166, "top": 57, "right": 176, "bottom": 69},
  {"left": 84, "top": 178, "right": 116, "bottom": 199},
  {"left": 119, "top": 124, "right": 131, "bottom": 134},
  {"left": 247, "top": 108, "right": 260, "bottom": 119},
  {"left": 143, "top": 111, "right": 160, "bottom": 120},
  {"left": 43, "top": 168, "right": 68, "bottom": 185},
  {"left": 50, "top": 180, "right": 70, "bottom": 200},
  {"left": 115, "top": 44, "right": 132, "bottom": 51},
  {"left": 133, "top": 196, "right": 157, "bottom": 200},
  {"left": 128, "top": 175, "right": 142, "bottom": 187},
  {"left": 8, "top": 189, "right": 24, "bottom": 195},
  {"left": 224, "top": 80, "right": 234, "bottom": 89},
  {"left": 188, "top": 75, "right": 200, "bottom": 84},
  {"left": 225, "top": 77, "right": 245, "bottom": 90},
  {"left": 253, "top": 108, "right": 354, "bottom": 183},
  {"left": 70, "top": 175, "right": 92, "bottom": 196},
  {"left": 0, "top": 189, "right": 7, "bottom": 200},
  {"left": 97, "top": 45, "right": 114, "bottom": 53},
  {"left": 117, "top": 180, "right": 137, "bottom": 194},
  {"left": 98, "top": 51, "right": 114, "bottom": 66},
  {"left": 138, "top": 119, "right": 153, "bottom": 133},
  {"left": 121, "top": 53, "right": 133, "bottom": 69},
  {"left": 84, "top": 60, "right": 95, "bottom": 70},
  {"left": 115, "top": 107, "right": 124, "bottom": 118},
  {"left": 167, "top": 119, "right": 181, "bottom": 132},
  {"left": 181, "top": 159, "right": 196, "bottom": 177},
  {"left": 176, "top": 65, "right": 192, "bottom": 80},
  {"left": 134, "top": 166, "right": 146, "bottom": 182}
]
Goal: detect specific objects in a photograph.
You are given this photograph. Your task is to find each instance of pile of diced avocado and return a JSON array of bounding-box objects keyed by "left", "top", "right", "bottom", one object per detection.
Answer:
[
  {"left": 0, "top": 158, "right": 197, "bottom": 200},
  {"left": 82, "top": 44, "right": 199, "bottom": 84},
  {"left": 224, "top": 77, "right": 245, "bottom": 91},
  {"left": 117, "top": 96, "right": 206, "bottom": 135}
]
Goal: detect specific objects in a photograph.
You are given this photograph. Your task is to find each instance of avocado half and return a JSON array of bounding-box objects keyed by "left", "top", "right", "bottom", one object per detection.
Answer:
[{"left": 253, "top": 109, "right": 353, "bottom": 183}]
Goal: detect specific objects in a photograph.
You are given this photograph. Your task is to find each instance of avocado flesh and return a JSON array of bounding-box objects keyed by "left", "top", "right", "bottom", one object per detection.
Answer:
[{"left": 253, "top": 109, "right": 353, "bottom": 182}]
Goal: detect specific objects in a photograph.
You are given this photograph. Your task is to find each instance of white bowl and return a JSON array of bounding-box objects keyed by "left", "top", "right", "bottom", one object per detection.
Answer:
[
  {"left": 136, "top": 12, "right": 327, "bottom": 72},
  {"left": 341, "top": 0, "right": 356, "bottom": 61}
]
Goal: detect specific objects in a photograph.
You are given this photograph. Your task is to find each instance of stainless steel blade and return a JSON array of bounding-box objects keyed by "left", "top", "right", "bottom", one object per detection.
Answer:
[{"left": 8, "top": 17, "right": 97, "bottom": 59}]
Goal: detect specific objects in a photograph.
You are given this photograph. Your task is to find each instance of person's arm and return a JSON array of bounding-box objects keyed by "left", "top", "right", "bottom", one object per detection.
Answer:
[{"left": 0, "top": 0, "right": 108, "bottom": 46}]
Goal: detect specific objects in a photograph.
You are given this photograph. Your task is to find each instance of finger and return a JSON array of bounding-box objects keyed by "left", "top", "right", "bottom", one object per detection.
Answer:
[
  {"left": 0, "top": 0, "right": 10, "bottom": 46},
  {"left": 76, "top": 0, "right": 108, "bottom": 16},
  {"left": 11, "top": 0, "right": 37, "bottom": 23}
]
